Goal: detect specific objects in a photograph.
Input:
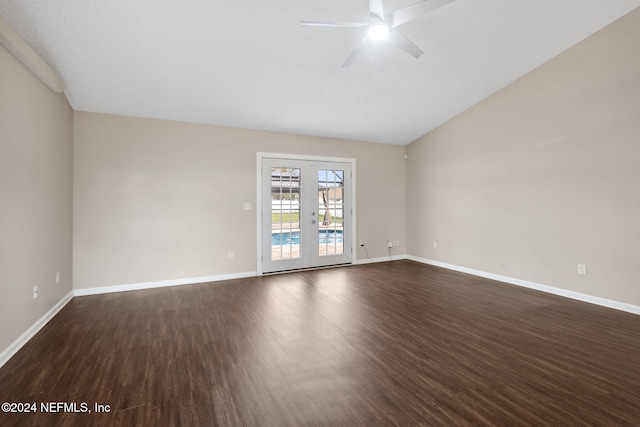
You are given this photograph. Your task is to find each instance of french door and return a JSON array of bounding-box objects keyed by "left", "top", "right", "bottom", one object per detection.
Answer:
[{"left": 260, "top": 157, "right": 353, "bottom": 273}]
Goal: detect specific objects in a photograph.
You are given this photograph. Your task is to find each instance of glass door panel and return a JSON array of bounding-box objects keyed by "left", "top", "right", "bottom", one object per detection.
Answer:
[
  {"left": 262, "top": 159, "right": 310, "bottom": 273},
  {"left": 317, "top": 169, "right": 344, "bottom": 257},
  {"left": 270, "top": 167, "right": 301, "bottom": 261},
  {"left": 310, "top": 162, "right": 352, "bottom": 268}
]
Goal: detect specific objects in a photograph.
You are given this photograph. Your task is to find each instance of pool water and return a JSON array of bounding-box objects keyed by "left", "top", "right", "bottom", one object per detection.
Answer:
[{"left": 272, "top": 230, "right": 343, "bottom": 245}]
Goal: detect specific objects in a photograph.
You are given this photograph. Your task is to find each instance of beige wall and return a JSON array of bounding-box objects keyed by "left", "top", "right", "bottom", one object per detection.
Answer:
[
  {"left": 407, "top": 9, "right": 640, "bottom": 306},
  {"left": 73, "top": 112, "right": 406, "bottom": 290},
  {"left": 0, "top": 45, "right": 73, "bottom": 351}
]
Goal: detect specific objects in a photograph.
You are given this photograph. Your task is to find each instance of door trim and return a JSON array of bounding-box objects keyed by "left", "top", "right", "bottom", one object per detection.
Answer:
[{"left": 256, "top": 152, "right": 357, "bottom": 275}]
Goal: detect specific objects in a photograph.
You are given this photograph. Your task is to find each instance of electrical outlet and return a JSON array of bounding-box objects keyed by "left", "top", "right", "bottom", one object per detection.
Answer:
[
  {"left": 243, "top": 203, "right": 252, "bottom": 211},
  {"left": 433, "top": 242, "right": 438, "bottom": 249},
  {"left": 359, "top": 241, "right": 364, "bottom": 247},
  {"left": 33, "top": 286, "right": 39, "bottom": 299},
  {"left": 387, "top": 240, "right": 393, "bottom": 248},
  {"left": 56, "top": 272, "right": 60, "bottom": 283},
  {"left": 395, "top": 241, "right": 400, "bottom": 247},
  {"left": 577, "top": 264, "right": 587, "bottom": 276},
  {"left": 228, "top": 251, "right": 234, "bottom": 260}
]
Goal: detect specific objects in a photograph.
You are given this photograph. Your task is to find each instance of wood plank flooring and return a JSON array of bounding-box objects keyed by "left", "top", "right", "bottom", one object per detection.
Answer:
[{"left": 1, "top": 260, "right": 639, "bottom": 426}]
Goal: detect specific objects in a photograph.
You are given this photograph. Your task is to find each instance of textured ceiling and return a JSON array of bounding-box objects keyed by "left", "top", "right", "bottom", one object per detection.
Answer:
[{"left": 1, "top": 1, "right": 639, "bottom": 145}]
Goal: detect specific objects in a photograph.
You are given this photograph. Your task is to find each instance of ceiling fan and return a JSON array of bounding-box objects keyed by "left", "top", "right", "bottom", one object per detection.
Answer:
[{"left": 301, "top": 0, "right": 455, "bottom": 67}]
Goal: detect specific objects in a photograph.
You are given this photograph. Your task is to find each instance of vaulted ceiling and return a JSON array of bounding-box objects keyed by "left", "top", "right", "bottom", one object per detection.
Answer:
[{"left": 1, "top": 1, "right": 639, "bottom": 145}]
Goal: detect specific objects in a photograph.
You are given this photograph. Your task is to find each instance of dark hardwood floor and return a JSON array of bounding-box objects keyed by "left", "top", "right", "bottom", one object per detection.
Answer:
[{"left": 1, "top": 260, "right": 639, "bottom": 426}]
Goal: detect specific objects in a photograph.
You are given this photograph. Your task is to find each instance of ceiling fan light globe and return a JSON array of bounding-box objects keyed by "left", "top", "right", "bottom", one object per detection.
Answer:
[{"left": 368, "top": 22, "right": 389, "bottom": 41}]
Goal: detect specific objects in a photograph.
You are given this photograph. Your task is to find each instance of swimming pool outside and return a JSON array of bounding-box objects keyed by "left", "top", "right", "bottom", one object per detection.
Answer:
[{"left": 271, "top": 230, "right": 343, "bottom": 245}]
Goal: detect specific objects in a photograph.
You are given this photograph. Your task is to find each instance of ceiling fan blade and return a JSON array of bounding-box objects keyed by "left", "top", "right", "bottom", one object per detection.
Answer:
[
  {"left": 342, "top": 36, "right": 370, "bottom": 68},
  {"left": 369, "top": 0, "right": 385, "bottom": 20},
  {"left": 386, "top": 29, "right": 424, "bottom": 59},
  {"left": 389, "top": 0, "right": 456, "bottom": 29},
  {"left": 301, "top": 20, "right": 368, "bottom": 28}
]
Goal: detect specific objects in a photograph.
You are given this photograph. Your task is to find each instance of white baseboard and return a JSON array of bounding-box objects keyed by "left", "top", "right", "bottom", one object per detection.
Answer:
[
  {"left": 356, "top": 254, "right": 407, "bottom": 265},
  {"left": 0, "top": 290, "right": 74, "bottom": 369},
  {"left": 73, "top": 271, "right": 258, "bottom": 296},
  {"left": 407, "top": 256, "right": 640, "bottom": 316}
]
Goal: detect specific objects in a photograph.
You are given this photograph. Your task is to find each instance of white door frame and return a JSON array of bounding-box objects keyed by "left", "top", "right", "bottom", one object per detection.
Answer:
[{"left": 256, "top": 152, "right": 356, "bottom": 275}]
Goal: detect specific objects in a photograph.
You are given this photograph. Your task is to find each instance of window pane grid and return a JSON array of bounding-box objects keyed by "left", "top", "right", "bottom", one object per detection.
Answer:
[
  {"left": 271, "top": 167, "right": 301, "bottom": 261},
  {"left": 318, "top": 169, "right": 344, "bottom": 257}
]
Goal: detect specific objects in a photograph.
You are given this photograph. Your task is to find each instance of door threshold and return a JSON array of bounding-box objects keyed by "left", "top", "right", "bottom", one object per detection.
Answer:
[{"left": 262, "top": 263, "right": 352, "bottom": 276}]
